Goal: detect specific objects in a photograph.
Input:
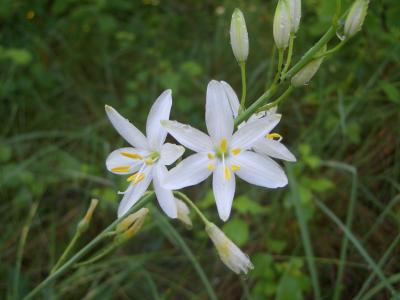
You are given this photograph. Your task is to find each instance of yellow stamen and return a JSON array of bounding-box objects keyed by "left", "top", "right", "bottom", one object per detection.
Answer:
[
  {"left": 144, "top": 159, "right": 154, "bottom": 165},
  {"left": 121, "top": 152, "right": 143, "bottom": 159},
  {"left": 208, "top": 153, "right": 215, "bottom": 159},
  {"left": 224, "top": 166, "right": 231, "bottom": 181},
  {"left": 266, "top": 133, "right": 283, "bottom": 141},
  {"left": 231, "top": 164, "right": 241, "bottom": 172},
  {"left": 111, "top": 166, "right": 130, "bottom": 173},
  {"left": 231, "top": 148, "right": 241, "bottom": 155},
  {"left": 127, "top": 173, "right": 145, "bottom": 184},
  {"left": 207, "top": 163, "right": 216, "bottom": 171},
  {"left": 220, "top": 138, "right": 228, "bottom": 153}
]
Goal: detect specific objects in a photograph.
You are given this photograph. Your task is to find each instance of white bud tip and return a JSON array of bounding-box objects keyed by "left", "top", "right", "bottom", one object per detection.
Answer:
[
  {"left": 273, "top": 0, "right": 292, "bottom": 49},
  {"left": 344, "top": 0, "right": 369, "bottom": 39}
]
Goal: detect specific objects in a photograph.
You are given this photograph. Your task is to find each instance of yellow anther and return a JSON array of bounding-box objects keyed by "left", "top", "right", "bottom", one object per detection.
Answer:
[
  {"left": 267, "top": 133, "right": 283, "bottom": 141},
  {"left": 220, "top": 138, "right": 228, "bottom": 153},
  {"left": 121, "top": 152, "right": 143, "bottom": 160},
  {"left": 127, "top": 173, "right": 145, "bottom": 184},
  {"left": 224, "top": 166, "right": 231, "bottom": 181},
  {"left": 111, "top": 166, "right": 130, "bottom": 173},
  {"left": 231, "top": 148, "right": 241, "bottom": 155},
  {"left": 208, "top": 163, "right": 216, "bottom": 171},
  {"left": 144, "top": 159, "right": 154, "bottom": 165},
  {"left": 208, "top": 153, "right": 215, "bottom": 160},
  {"left": 26, "top": 10, "right": 35, "bottom": 20},
  {"left": 231, "top": 164, "right": 241, "bottom": 172}
]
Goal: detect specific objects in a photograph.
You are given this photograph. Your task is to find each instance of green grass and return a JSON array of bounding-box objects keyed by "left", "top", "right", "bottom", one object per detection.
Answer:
[{"left": 1, "top": 0, "right": 400, "bottom": 299}]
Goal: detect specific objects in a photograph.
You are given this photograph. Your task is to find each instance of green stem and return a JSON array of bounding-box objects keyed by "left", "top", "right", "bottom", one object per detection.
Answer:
[
  {"left": 359, "top": 274, "right": 400, "bottom": 300},
  {"left": 14, "top": 202, "right": 39, "bottom": 300},
  {"left": 281, "top": 34, "right": 295, "bottom": 77},
  {"left": 23, "top": 192, "right": 154, "bottom": 300},
  {"left": 315, "top": 40, "right": 347, "bottom": 59},
  {"left": 315, "top": 198, "right": 397, "bottom": 295},
  {"left": 272, "top": 48, "right": 284, "bottom": 86},
  {"left": 175, "top": 191, "right": 211, "bottom": 226},
  {"left": 333, "top": 0, "right": 342, "bottom": 26},
  {"left": 74, "top": 242, "right": 120, "bottom": 268},
  {"left": 51, "top": 229, "right": 82, "bottom": 273},
  {"left": 257, "top": 86, "right": 293, "bottom": 112},
  {"left": 239, "top": 61, "right": 247, "bottom": 111}
]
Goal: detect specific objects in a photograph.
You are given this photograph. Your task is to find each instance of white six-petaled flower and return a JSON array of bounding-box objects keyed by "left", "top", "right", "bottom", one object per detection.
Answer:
[
  {"left": 161, "top": 80, "right": 288, "bottom": 222},
  {"left": 105, "top": 90, "right": 184, "bottom": 218}
]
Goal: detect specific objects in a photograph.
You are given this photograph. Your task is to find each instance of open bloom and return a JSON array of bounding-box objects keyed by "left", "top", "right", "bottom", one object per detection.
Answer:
[
  {"left": 161, "top": 80, "right": 288, "bottom": 221},
  {"left": 221, "top": 81, "right": 296, "bottom": 162},
  {"left": 105, "top": 90, "right": 184, "bottom": 218},
  {"left": 206, "top": 223, "right": 253, "bottom": 274}
]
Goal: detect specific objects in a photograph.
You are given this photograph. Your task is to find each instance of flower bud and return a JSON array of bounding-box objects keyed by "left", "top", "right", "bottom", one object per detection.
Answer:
[
  {"left": 116, "top": 208, "right": 149, "bottom": 241},
  {"left": 291, "top": 45, "right": 326, "bottom": 87},
  {"left": 77, "top": 199, "right": 98, "bottom": 232},
  {"left": 206, "top": 223, "right": 253, "bottom": 274},
  {"left": 230, "top": 8, "right": 249, "bottom": 63},
  {"left": 273, "top": 0, "right": 291, "bottom": 49},
  {"left": 175, "top": 198, "right": 192, "bottom": 228},
  {"left": 288, "top": 0, "right": 301, "bottom": 33},
  {"left": 344, "top": 0, "right": 369, "bottom": 39}
]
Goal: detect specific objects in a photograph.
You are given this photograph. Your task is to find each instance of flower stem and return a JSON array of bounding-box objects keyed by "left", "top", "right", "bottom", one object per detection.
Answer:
[
  {"left": 315, "top": 40, "right": 347, "bottom": 59},
  {"left": 23, "top": 192, "right": 154, "bottom": 300},
  {"left": 281, "top": 34, "right": 295, "bottom": 77},
  {"left": 257, "top": 86, "right": 293, "bottom": 113},
  {"left": 51, "top": 230, "right": 82, "bottom": 273},
  {"left": 272, "top": 48, "right": 284, "bottom": 85},
  {"left": 239, "top": 61, "right": 247, "bottom": 111},
  {"left": 175, "top": 191, "right": 211, "bottom": 227}
]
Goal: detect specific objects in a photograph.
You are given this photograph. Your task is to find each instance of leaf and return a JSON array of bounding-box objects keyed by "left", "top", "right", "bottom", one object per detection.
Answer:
[
  {"left": 380, "top": 81, "right": 400, "bottom": 103},
  {"left": 276, "top": 274, "right": 303, "bottom": 300},
  {"left": 233, "top": 195, "right": 265, "bottom": 215},
  {"left": 222, "top": 219, "right": 249, "bottom": 247}
]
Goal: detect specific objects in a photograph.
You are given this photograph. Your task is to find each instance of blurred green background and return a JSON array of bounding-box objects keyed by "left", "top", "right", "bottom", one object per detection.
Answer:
[{"left": 1, "top": 0, "right": 400, "bottom": 299}]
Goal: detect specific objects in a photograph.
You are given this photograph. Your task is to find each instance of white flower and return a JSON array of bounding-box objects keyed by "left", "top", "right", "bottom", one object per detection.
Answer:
[
  {"left": 105, "top": 90, "right": 185, "bottom": 218},
  {"left": 344, "top": 0, "right": 369, "bottom": 39},
  {"left": 221, "top": 81, "right": 296, "bottom": 162},
  {"left": 175, "top": 198, "right": 192, "bottom": 228},
  {"left": 161, "top": 80, "right": 288, "bottom": 221},
  {"left": 206, "top": 223, "right": 253, "bottom": 274},
  {"left": 288, "top": 0, "right": 301, "bottom": 34},
  {"left": 273, "top": 0, "right": 291, "bottom": 49},
  {"left": 230, "top": 8, "right": 249, "bottom": 63}
]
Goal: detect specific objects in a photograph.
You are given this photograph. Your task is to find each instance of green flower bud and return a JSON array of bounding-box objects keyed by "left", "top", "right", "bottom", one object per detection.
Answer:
[
  {"left": 344, "top": 0, "right": 369, "bottom": 39},
  {"left": 230, "top": 9, "right": 249, "bottom": 63},
  {"left": 273, "top": 0, "right": 291, "bottom": 49}
]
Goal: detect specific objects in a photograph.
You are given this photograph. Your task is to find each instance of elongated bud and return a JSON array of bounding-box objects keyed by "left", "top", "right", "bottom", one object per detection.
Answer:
[
  {"left": 291, "top": 45, "right": 327, "bottom": 87},
  {"left": 116, "top": 208, "right": 149, "bottom": 241},
  {"left": 77, "top": 199, "right": 98, "bottom": 232},
  {"left": 206, "top": 223, "right": 253, "bottom": 274},
  {"left": 273, "top": 0, "right": 291, "bottom": 49},
  {"left": 175, "top": 198, "right": 192, "bottom": 229},
  {"left": 288, "top": 0, "right": 301, "bottom": 33},
  {"left": 344, "top": 0, "right": 369, "bottom": 39},
  {"left": 230, "top": 8, "right": 249, "bottom": 63}
]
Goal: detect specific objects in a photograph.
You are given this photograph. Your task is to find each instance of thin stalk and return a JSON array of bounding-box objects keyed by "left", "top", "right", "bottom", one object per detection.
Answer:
[
  {"left": 51, "top": 230, "right": 82, "bottom": 273},
  {"left": 315, "top": 40, "right": 347, "bottom": 59},
  {"left": 14, "top": 202, "right": 39, "bottom": 300},
  {"left": 257, "top": 86, "right": 293, "bottom": 112},
  {"left": 175, "top": 191, "right": 211, "bottom": 226},
  {"left": 359, "top": 273, "right": 400, "bottom": 300},
  {"left": 333, "top": 0, "right": 342, "bottom": 26},
  {"left": 74, "top": 242, "right": 120, "bottom": 268},
  {"left": 315, "top": 198, "right": 397, "bottom": 295},
  {"left": 239, "top": 61, "right": 247, "bottom": 111},
  {"left": 272, "top": 48, "right": 284, "bottom": 85},
  {"left": 287, "top": 166, "right": 321, "bottom": 300},
  {"left": 281, "top": 34, "right": 295, "bottom": 77},
  {"left": 23, "top": 192, "right": 154, "bottom": 300}
]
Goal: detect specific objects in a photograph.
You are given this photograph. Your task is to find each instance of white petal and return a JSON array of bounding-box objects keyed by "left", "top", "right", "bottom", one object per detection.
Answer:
[
  {"left": 233, "top": 151, "right": 288, "bottom": 188},
  {"left": 253, "top": 139, "right": 296, "bottom": 162},
  {"left": 213, "top": 162, "right": 236, "bottom": 222},
  {"left": 153, "top": 165, "right": 177, "bottom": 218},
  {"left": 220, "top": 81, "right": 240, "bottom": 117},
  {"left": 106, "top": 147, "right": 147, "bottom": 174},
  {"left": 161, "top": 120, "right": 213, "bottom": 152},
  {"left": 162, "top": 153, "right": 212, "bottom": 190},
  {"left": 146, "top": 90, "right": 172, "bottom": 150},
  {"left": 117, "top": 167, "right": 153, "bottom": 218},
  {"left": 231, "top": 114, "right": 281, "bottom": 150},
  {"left": 175, "top": 198, "right": 193, "bottom": 228},
  {"left": 206, "top": 80, "right": 234, "bottom": 144},
  {"left": 159, "top": 143, "right": 185, "bottom": 166},
  {"left": 105, "top": 105, "right": 149, "bottom": 149}
]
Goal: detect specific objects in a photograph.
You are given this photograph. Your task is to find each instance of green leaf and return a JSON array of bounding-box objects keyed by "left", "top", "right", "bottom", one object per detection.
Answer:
[
  {"left": 222, "top": 219, "right": 249, "bottom": 246},
  {"left": 276, "top": 274, "right": 303, "bottom": 300},
  {"left": 233, "top": 195, "right": 265, "bottom": 215},
  {"left": 380, "top": 81, "right": 400, "bottom": 103}
]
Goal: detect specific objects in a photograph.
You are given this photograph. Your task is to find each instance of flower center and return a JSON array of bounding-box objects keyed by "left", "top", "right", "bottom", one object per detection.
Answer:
[{"left": 207, "top": 138, "right": 241, "bottom": 180}]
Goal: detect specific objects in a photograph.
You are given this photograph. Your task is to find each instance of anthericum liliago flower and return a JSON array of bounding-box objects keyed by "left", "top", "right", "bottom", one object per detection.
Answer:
[
  {"left": 105, "top": 90, "right": 184, "bottom": 218},
  {"left": 220, "top": 80, "right": 296, "bottom": 162},
  {"left": 161, "top": 80, "right": 288, "bottom": 221}
]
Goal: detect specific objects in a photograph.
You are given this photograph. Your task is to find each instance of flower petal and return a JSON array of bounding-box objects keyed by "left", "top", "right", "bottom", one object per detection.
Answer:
[
  {"left": 220, "top": 81, "right": 240, "bottom": 117},
  {"left": 161, "top": 120, "right": 213, "bottom": 152},
  {"left": 146, "top": 90, "right": 172, "bottom": 150},
  {"left": 206, "top": 80, "right": 234, "bottom": 144},
  {"left": 253, "top": 139, "right": 296, "bottom": 162},
  {"left": 231, "top": 114, "right": 281, "bottom": 150},
  {"left": 213, "top": 162, "right": 236, "bottom": 222},
  {"left": 233, "top": 151, "right": 288, "bottom": 188},
  {"left": 105, "top": 105, "right": 149, "bottom": 149},
  {"left": 159, "top": 143, "right": 185, "bottom": 166},
  {"left": 153, "top": 165, "right": 177, "bottom": 218},
  {"left": 162, "top": 153, "right": 212, "bottom": 190},
  {"left": 117, "top": 167, "right": 153, "bottom": 218},
  {"left": 106, "top": 147, "right": 147, "bottom": 174}
]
